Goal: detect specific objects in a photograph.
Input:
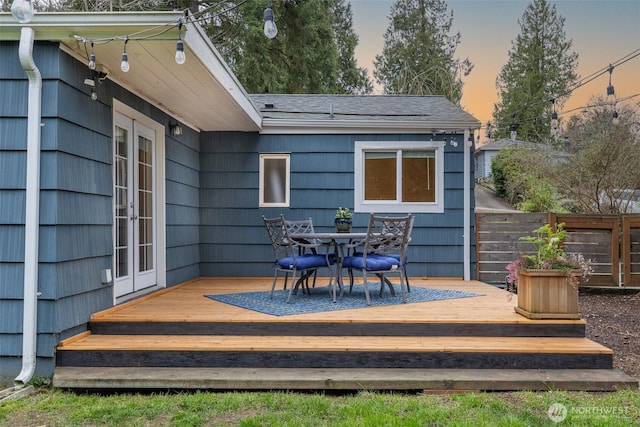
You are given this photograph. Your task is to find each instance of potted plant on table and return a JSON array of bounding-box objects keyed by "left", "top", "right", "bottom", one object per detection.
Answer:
[
  {"left": 334, "top": 207, "right": 353, "bottom": 233},
  {"left": 506, "top": 223, "right": 593, "bottom": 319}
]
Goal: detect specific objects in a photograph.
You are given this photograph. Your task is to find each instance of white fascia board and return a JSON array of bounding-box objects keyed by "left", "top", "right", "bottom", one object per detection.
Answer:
[
  {"left": 259, "top": 119, "right": 481, "bottom": 134},
  {"left": 183, "top": 18, "right": 262, "bottom": 129},
  {"left": 0, "top": 12, "right": 184, "bottom": 40}
]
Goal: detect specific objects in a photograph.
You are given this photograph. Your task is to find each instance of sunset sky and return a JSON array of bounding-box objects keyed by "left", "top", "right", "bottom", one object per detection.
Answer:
[{"left": 349, "top": 0, "right": 640, "bottom": 137}]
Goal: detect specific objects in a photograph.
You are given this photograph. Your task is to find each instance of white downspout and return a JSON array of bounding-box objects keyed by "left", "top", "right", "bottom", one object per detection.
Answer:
[
  {"left": 14, "top": 26, "right": 42, "bottom": 386},
  {"left": 463, "top": 129, "right": 471, "bottom": 281}
]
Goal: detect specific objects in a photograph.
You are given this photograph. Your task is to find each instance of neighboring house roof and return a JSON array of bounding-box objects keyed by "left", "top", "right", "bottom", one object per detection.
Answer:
[
  {"left": 0, "top": 12, "right": 262, "bottom": 132},
  {"left": 250, "top": 94, "right": 480, "bottom": 134},
  {"left": 475, "top": 138, "right": 538, "bottom": 153}
]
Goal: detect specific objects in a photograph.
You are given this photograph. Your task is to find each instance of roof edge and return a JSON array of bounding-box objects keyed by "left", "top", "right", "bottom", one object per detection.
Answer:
[
  {"left": 260, "top": 118, "right": 480, "bottom": 134},
  {"left": 0, "top": 12, "right": 184, "bottom": 40}
]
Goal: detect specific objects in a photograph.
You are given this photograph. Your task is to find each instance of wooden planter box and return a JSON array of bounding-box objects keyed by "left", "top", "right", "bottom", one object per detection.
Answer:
[{"left": 515, "top": 269, "right": 581, "bottom": 319}]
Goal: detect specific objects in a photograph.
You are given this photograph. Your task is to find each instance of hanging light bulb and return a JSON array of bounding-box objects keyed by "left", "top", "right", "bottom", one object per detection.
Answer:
[
  {"left": 551, "top": 111, "right": 558, "bottom": 130},
  {"left": 612, "top": 110, "right": 619, "bottom": 125},
  {"left": 11, "top": 0, "right": 34, "bottom": 24},
  {"left": 510, "top": 123, "right": 517, "bottom": 141},
  {"left": 263, "top": 6, "right": 278, "bottom": 39},
  {"left": 88, "top": 41, "right": 96, "bottom": 71},
  {"left": 175, "top": 21, "right": 186, "bottom": 65},
  {"left": 90, "top": 87, "right": 98, "bottom": 101},
  {"left": 606, "top": 65, "right": 615, "bottom": 96},
  {"left": 175, "top": 40, "right": 186, "bottom": 65},
  {"left": 120, "top": 37, "right": 130, "bottom": 73}
]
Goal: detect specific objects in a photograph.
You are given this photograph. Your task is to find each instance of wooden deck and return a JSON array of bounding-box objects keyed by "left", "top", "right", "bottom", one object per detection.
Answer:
[{"left": 53, "top": 278, "right": 639, "bottom": 392}]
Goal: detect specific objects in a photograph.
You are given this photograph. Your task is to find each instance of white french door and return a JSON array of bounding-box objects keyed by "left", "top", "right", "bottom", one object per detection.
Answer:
[{"left": 113, "top": 112, "right": 157, "bottom": 297}]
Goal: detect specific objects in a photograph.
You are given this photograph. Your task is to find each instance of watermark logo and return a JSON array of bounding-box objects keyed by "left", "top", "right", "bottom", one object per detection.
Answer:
[
  {"left": 548, "top": 403, "right": 568, "bottom": 423},
  {"left": 548, "top": 402, "right": 629, "bottom": 423}
]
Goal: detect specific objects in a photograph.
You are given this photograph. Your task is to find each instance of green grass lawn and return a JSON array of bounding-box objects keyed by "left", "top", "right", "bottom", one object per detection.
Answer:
[{"left": 1, "top": 388, "right": 639, "bottom": 426}]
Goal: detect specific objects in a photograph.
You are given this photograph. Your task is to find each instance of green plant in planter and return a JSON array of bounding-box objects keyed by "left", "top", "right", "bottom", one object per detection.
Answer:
[
  {"left": 506, "top": 222, "right": 594, "bottom": 289},
  {"left": 335, "top": 207, "right": 353, "bottom": 219},
  {"left": 335, "top": 207, "right": 353, "bottom": 232}
]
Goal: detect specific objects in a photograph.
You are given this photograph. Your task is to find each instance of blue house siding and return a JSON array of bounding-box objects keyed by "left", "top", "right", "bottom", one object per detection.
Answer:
[
  {"left": 165, "top": 124, "right": 202, "bottom": 286},
  {"left": 2, "top": 35, "right": 477, "bottom": 384},
  {"left": 0, "top": 43, "right": 202, "bottom": 384},
  {"left": 199, "top": 132, "right": 476, "bottom": 279}
]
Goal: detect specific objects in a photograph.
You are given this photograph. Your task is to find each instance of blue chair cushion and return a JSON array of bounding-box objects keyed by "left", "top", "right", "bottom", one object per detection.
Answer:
[
  {"left": 276, "top": 254, "right": 333, "bottom": 270},
  {"left": 342, "top": 253, "right": 400, "bottom": 271},
  {"left": 387, "top": 253, "right": 408, "bottom": 264}
]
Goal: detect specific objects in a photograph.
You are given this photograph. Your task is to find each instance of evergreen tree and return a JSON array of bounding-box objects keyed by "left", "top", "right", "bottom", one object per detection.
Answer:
[
  {"left": 207, "top": 0, "right": 372, "bottom": 94},
  {"left": 492, "top": 0, "right": 578, "bottom": 142},
  {"left": 373, "top": 0, "right": 472, "bottom": 103},
  {"left": 332, "top": 0, "right": 373, "bottom": 95}
]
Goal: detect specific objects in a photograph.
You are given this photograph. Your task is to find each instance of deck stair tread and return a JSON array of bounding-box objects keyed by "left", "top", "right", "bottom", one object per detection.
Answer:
[
  {"left": 52, "top": 367, "right": 639, "bottom": 392},
  {"left": 58, "top": 334, "right": 612, "bottom": 354}
]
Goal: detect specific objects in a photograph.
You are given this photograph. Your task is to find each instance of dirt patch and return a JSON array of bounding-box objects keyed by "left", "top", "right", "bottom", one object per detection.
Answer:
[{"left": 579, "top": 287, "right": 640, "bottom": 380}]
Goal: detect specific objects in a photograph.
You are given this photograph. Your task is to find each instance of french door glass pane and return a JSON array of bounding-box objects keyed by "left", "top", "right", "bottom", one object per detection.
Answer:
[
  {"left": 138, "top": 135, "right": 153, "bottom": 273},
  {"left": 115, "top": 126, "right": 129, "bottom": 279}
]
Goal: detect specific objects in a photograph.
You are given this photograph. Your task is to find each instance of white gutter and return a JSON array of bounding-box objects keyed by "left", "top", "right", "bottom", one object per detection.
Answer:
[
  {"left": 463, "top": 129, "right": 472, "bottom": 281},
  {"left": 15, "top": 26, "right": 42, "bottom": 386}
]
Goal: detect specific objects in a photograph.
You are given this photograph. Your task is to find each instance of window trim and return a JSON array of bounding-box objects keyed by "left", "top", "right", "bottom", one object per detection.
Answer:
[
  {"left": 259, "top": 153, "right": 290, "bottom": 207},
  {"left": 354, "top": 140, "right": 445, "bottom": 213}
]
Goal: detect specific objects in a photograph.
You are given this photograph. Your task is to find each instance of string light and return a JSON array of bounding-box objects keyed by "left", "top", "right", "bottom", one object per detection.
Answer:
[
  {"left": 606, "top": 64, "right": 616, "bottom": 100},
  {"left": 175, "top": 20, "right": 186, "bottom": 65},
  {"left": 120, "top": 37, "right": 129, "bottom": 73},
  {"left": 263, "top": 4, "right": 278, "bottom": 39},
  {"left": 10, "top": 0, "right": 34, "bottom": 24},
  {"left": 499, "top": 49, "right": 640, "bottom": 136},
  {"left": 551, "top": 99, "right": 558, "bottom": 131},
  {"left": 88, "top": 41, "right": 96, "bottom": 71},
  {"left": 74, "top": 3, "right": 276, "bottom": 76},
  {"left": 612, "top": 110, "right": 619, "bottom": 125}
]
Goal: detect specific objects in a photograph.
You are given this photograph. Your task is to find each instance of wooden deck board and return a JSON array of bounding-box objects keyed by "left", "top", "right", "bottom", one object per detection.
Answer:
[
  {"left": 59, "top": 334, "right": 611, "bottom": 354},
  {"left": 90, "top": 278, "right": 585, "bottom": 325},
  {"left": 52, "top": 367, "right": 639, "bottom": 391}
]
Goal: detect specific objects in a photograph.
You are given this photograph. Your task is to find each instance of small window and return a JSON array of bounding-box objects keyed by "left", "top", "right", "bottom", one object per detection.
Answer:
[
  {"left": 259, "top": 153, "right": 290, "bottom": 207},
  {"left": 355, "top": 141, "right": 445, "bottom": 213}
]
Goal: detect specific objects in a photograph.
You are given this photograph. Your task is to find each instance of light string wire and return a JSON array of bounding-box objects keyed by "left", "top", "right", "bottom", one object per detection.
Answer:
[
  {"left": 69, "top": 5, "right": 635, "bottom": 133},
  {"left": 74, "top": 0, "right": 252, "bottom": 59},
  {"left": 495, "top": 48, "right": 640, "bottom": 131}
]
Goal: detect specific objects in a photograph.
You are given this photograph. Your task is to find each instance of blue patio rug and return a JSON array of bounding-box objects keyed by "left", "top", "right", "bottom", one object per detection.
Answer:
[{"left": 205, "top": 284, "right": 483, "bottom": 316}]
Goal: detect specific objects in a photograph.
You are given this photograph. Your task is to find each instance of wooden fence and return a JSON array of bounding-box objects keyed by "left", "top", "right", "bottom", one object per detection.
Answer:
[{"left": 475, "top": 212, "right": 640, "bottom": 287}]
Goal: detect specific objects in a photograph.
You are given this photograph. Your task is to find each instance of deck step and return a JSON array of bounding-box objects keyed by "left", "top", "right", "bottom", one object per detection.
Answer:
[
  {"left": 88, "top": 319, "right": 586, "bottom": 337},
  {"left": 52, "top": 367, "right": 639, "bottom": 392},
  {"left": 56, "top": 334, "right": 614, "bottom": 370}
]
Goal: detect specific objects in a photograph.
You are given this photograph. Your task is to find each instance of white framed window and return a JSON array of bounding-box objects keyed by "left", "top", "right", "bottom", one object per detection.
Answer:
[
  {"left": 354, "top": 140, "right": 445, "bottom": 213},
  {"left": 259, "top": 153, "right": 290, "bottom": 207}
]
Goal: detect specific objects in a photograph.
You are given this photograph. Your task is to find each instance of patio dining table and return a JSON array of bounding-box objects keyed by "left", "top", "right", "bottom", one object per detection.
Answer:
[{"left": 289, "top": 232, "right": 367, "bottom": 299}]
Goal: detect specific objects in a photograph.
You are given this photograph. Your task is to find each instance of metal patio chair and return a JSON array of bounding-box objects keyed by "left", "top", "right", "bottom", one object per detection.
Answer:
[
  {"left": 342, "top": 213, "right": 413, "bottom": 305},
  {"left": 284, "top": 217, "right": 324, "bottom": 290},
  {"left": 263, "top": 215, "right": 337, "bottom": 303}
]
